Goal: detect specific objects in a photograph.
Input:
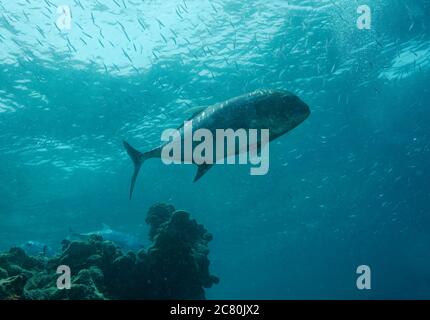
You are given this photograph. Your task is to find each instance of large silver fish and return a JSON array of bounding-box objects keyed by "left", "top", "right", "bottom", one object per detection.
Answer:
[{"left": 123, "top": 89, "right": 310, "bottom": 199}]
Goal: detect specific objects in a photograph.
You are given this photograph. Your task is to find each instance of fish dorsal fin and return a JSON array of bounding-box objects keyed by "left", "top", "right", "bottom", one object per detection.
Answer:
[
  {"left": 193, "top": 163, "right": 213, "bottom": 182},
  {"left": 102, "top": 223, "right": 111, "bottom": 230}
]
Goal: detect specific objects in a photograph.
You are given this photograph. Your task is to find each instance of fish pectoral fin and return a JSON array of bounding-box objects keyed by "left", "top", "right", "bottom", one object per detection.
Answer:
[{"left": 193, "top": 163, "right": 213, "bottom": 182}]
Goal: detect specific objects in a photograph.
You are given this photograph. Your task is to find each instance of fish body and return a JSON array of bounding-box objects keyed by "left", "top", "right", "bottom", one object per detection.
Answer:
[{"left": 123, "top": 89, "right": 310, "bottom": 198}]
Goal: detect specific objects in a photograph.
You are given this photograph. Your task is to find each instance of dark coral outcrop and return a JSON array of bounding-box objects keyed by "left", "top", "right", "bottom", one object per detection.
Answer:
[
  {"left": 0, "top": 203, "right": 218, "bottom": 300},
  {"left": 146, "top": 208, "right": 219, "bottom": 299}
]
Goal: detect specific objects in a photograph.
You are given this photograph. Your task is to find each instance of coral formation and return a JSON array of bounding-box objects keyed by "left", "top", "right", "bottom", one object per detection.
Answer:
[{"left": 0, "top": 203, "right": 218, "bottom": 300}]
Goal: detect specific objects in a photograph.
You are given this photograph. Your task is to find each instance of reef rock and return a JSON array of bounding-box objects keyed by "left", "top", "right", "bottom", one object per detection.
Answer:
[
  {"left": 0, "top": 203, "right": 218, "bottom": 300},
  {"left": 146, "top": 209, "right": 219, "bottom": 299}
]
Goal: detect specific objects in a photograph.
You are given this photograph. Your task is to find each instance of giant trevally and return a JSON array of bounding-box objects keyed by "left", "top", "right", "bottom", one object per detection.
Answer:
[{"left": 123, "top": 89, "right": 310, "bottom": 198}]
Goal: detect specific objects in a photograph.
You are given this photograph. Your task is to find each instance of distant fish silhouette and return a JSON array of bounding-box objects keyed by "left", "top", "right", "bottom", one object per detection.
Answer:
[{"left": 70, "top": 224, "right": 143, "bottom": 251}]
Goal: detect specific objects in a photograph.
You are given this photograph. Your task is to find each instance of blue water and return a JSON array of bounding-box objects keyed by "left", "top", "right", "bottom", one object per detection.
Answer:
[{"left": 1, "top": 0, "right": 429, "bottom": 299}]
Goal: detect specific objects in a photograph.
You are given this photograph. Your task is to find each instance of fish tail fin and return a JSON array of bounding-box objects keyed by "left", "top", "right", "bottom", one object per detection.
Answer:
[{"left": 123, "top": 140, "right": 160, "bottom": 200}]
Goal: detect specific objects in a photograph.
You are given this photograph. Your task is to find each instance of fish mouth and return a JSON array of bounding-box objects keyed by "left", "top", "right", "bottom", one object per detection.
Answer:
[
  {"left": 302, "top": 102, "right": 311, "bottom": 119},
  {"left": 281, "top": 92, "right": 311, "bottom": 121},
  {"left": 293, "top": 94, "right": 311, "bottom": 121}
]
